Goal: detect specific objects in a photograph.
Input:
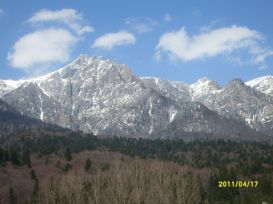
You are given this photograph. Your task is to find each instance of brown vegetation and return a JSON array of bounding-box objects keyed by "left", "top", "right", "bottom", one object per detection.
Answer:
[{"left": 0, "top": 151, "right": 205, "bottom": 204}]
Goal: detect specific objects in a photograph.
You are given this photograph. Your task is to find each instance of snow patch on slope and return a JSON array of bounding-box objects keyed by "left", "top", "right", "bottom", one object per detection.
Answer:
[
  {"left": 39, "top": 94, "right": 44, "bottom": 121},
  {"left": 246, "top": 76, "right": 273, "bottom": 96},
  {"left": 169, "top": 108, "right": 177, "bottom": 122}
]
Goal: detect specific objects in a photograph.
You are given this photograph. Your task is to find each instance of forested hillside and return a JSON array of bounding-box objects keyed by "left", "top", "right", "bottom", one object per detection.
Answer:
[{"left": 1, "top": 132, "right": 273, "bottom": 203}]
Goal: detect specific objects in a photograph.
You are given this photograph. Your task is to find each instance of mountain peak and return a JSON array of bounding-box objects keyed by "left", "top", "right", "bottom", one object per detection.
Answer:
[
  {"left": 246, "top": 75, "right": 273, "bottom": 96},
  {"left": 191, "top": 77, "right": 221, "bottom": 91},
  {"left": 189, "top": 77, "right": 221, "bottom": 100},
  {"left": 75, "top": 54, "right": 103, "bottom": 62},
  {"left": 226, "top": 78, "right": 245, "bottom": 88},
  {"left": 193, "top": 77, "right": 221, "bottom": 88},
  {"left": 196, "top": 77, "right": 209, "bottom": 83},
  {"left": 71, "top": 54, "right": 98, "bottom": 66},
  {"left": 246, "top": 75, "right": 273, "bottom": 85},
  {"left": 72, "top": 55, "right": 121, "bottom": 67}
]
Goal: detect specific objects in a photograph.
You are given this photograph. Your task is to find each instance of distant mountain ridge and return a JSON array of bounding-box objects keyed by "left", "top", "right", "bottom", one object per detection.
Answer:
[{"left": 0, "top": 55, "right": 272, "bottom": 140}]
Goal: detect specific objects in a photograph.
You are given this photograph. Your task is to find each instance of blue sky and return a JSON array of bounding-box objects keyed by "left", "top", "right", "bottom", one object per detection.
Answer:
[{"left": 1, "top": 0, "right": 273, "bottom": 85}]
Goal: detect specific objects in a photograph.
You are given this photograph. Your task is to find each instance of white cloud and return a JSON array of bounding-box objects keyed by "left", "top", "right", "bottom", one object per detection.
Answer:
[
  {"left": 164, "top": 14, "right": 172, "bottom": 22},
  {"left": 29, "top": 9, "right": 94, "bottom": 35},
  {"left": 92, "top": 31, "right": 136, "bottom": 50},
  {"left": 124, "top": 17, "right": 157, "bottom": 33},
  {"left": 7, "top": 8, "right": 92, "bottom": 74},
  {"left": 8, "top": 28, "right": 77, "bottom": 70},
  {"left": 156, "top": 25, "right": 273, "bottom": 68},
  {"left": 0, "top": 9, "right": 3, "bottom": 15}
]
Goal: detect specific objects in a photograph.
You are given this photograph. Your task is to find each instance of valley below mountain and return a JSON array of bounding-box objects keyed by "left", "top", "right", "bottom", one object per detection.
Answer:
[{"left": 1, "top": 55, "right": 273, "bottom": 203}]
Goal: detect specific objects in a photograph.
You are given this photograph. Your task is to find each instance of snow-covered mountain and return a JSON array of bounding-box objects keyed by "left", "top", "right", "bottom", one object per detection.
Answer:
[
  {"left": 246, "top": 76, "right": 273, "bottom": 96},
  {"left": 195, "top": 79, "right": 273, "bottom": 136},
  {"left": 143, "top": 76, "right": 273, "bottom": 137},
  {"left": 141, "top": 77, "right": 191, "bottom": 102},
  {"left": 0, "top": 55, "right": 271, "bottom": 140},
  {"left": 0, "top": 80, "right": 25, "bottom": 97},
  {"left": 189, "top": 77, "right": 221, "bottom": 101}
]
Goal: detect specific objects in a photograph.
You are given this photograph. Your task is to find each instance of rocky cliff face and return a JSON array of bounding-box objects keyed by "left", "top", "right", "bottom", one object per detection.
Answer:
[
  {"left": 0, "top": 55, "right": 271, "bottom": 140},
  {"left": 193, "top": 79, "right": 273, "bottom": 136},
  {"left": 0, "top": 98, "right": 56, "bottom": 138}
]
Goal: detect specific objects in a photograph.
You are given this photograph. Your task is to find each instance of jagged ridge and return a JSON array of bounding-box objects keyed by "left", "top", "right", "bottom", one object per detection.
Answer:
[{"left": 0, "top": 55, "right": 272, "bottom": 140}]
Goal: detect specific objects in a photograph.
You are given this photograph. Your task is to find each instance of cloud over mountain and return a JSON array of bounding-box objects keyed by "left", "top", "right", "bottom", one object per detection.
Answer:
[
  {"left": 8, "top": 9, "right": 92, "bottom": 74},
  {"left": 156, "top": 25, "right": 273, "bottom": 68},
  {"left": 92, "top": 31, "right": 136, "bottom": 50},
  {"left": 8, "top": 28, "right": 77, "bottom": 70},
  {"left": 29, "top": 8, "right": 94, "bottom": 35}
]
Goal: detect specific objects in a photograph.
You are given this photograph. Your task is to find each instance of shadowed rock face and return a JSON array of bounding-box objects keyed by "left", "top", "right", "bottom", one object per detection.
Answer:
[
  {"left": 143, "top": 77, "right": 273, "bottom": 137},
  {"left": 0, "top": 99, "right": 12, "bottom": 112},
  {"left": 0, "top": 98, "right": 64, "bottom": 138},
  {"left": 0, "top": 55, "right": 270, "bottom": 140},
  {"left": 190, "top": 79, "right": 273, "bottom": 137}
]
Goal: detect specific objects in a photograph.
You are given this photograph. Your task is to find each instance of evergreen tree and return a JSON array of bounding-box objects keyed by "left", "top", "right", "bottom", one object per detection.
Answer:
[
  {"left": 30, "top": 169, "right": 36, "bottom": 180},
  {"left": 10, "top": 148, "right": 20, "bottom": 165},
  {"left": 64, "top": 148, "right": 72, "bottom": 161},
  {"left": 197, "top": 175, "right": 206, "bottom": 201},
  {"left": 31, "top": 180, "right": 39, "bottom": 204},
  {"left": 260, "top": 175, "right": 272, "bottom": 195},
  {"left": 84, "top": 158, "right": 92, "bottom": 172},
  {"left": 0, "top": 147, "right": 4, "bottom": 164},
  {"left": 4, "top": 149, "right": 9, "bottom": 161},
  {"left": 55, "top": 160, "right": 61, "bottom": 169},
  {"left": 0, "top": 148, "right": 3, "bottom": 158},
  {"left": 8, "top": 187, "right": 17, "bottom": 204},
  {"left": 63, "top": 163, "right": 72, "bottom": 172},
  {"left": 22, "top": 148, "right": 31, "bottom": 167}
]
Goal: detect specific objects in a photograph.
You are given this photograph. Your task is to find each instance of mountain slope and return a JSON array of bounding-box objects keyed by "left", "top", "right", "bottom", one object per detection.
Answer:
[
  {"left": 246, "top": 76, "right": 273, "bottom": 96},
  {"left": 190, "top": 79, "right": 273, "bottom": 136},
  {"left": 2, "top": 55, "right": 273, "bottom": 140},
  {"left": 141, "top": 77, "right": 191, "bottom": 102},
  {"left": 0, "top": 55, "right": 266, "bottom": 140},
  {"left": 0, "top": 80, "right": 25, "bottom": 97},
  {"left": 0, "top": 99, "right": 69, "bottom": 138},
  {"left": 141, "top": 76, "right": 273, "bottom": 137}
]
